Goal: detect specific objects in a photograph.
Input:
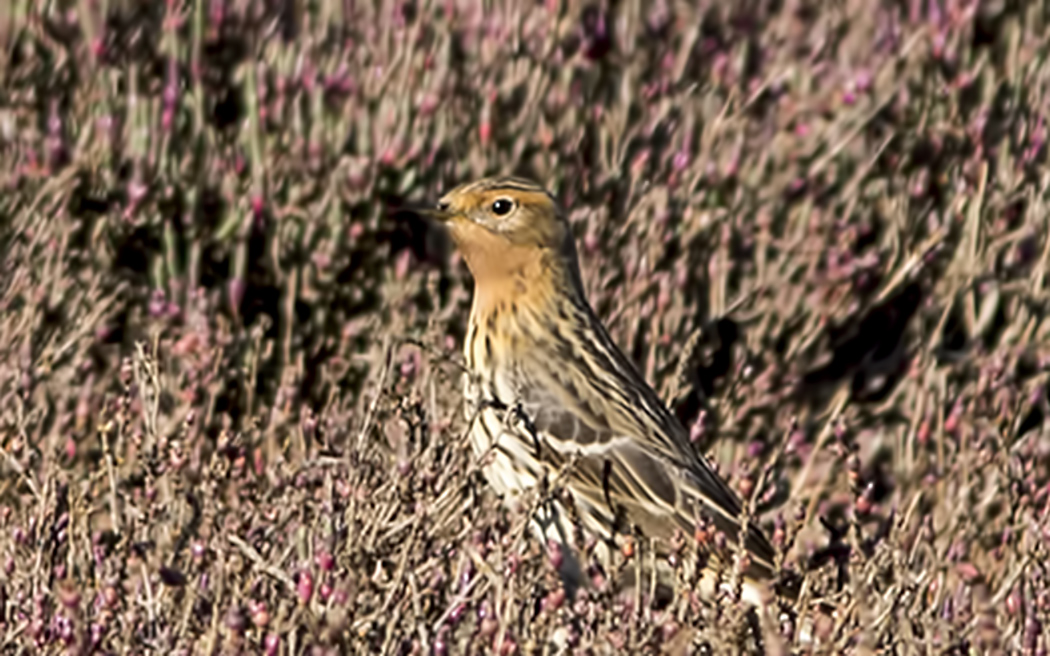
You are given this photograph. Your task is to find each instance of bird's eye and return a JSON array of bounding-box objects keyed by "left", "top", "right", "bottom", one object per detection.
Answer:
[{"left": 491, "top": 198, "right": 514, "bottom": 216}]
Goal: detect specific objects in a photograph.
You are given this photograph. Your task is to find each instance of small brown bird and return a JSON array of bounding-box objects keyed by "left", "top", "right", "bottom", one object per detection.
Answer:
[{"left": 424, "top": 175, "right": 782, "bottom": 607}]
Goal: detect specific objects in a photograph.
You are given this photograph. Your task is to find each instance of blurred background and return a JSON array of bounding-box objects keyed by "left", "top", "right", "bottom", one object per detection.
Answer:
[{"left": 1, "top": 0, "right": 1049, "bottom": 653}]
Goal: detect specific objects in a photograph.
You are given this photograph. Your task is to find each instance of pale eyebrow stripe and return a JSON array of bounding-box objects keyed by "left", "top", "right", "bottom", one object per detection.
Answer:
[{"left": 471, "top": 176, "right": 548, "bottom": 193}]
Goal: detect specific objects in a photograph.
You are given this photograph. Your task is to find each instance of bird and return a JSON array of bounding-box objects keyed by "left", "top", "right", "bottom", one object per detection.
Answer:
[{"left": 421, "top": 175, "right": 786, "bottom": 609}]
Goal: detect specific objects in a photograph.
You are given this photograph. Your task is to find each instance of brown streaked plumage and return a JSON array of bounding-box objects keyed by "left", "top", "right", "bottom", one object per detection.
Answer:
[{"left": 426, "top": 175, "right": 784, "bottom": 607}]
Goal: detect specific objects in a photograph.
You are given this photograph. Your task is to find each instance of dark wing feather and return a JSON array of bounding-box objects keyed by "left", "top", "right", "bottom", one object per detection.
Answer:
[{"left": 518, "top": 378, "right": 777, "bottom": 576}]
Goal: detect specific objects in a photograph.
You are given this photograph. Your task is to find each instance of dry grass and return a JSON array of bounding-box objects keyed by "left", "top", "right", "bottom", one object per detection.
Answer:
[{"left": 1, "top": 0, "right": 1049, "bottom": 653}]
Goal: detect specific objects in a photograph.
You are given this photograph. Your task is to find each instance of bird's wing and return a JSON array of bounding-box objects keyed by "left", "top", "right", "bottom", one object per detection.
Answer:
[{"left": 517, "top": 373, "right": 777, "bottom": 576}]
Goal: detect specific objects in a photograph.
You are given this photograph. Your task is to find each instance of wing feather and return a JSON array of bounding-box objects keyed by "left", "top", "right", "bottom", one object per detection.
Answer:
[{"left": 518, "top": 375, "right": 777, "bottom": 576}]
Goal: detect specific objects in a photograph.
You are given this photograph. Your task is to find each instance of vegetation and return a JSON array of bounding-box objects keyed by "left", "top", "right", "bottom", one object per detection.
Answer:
[{"left": 0, "top": 0, "right": 1048, "bottom": 653}]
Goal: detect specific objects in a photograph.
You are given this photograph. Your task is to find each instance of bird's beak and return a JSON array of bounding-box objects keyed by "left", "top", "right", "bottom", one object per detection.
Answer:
[{"left": 411, "top": 202, "right": 453, "bottom": 223}]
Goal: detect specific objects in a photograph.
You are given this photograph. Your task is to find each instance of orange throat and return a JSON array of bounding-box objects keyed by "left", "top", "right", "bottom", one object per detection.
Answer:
[{"left": 450, "top": 219, "right": 554, "bottom": 316}]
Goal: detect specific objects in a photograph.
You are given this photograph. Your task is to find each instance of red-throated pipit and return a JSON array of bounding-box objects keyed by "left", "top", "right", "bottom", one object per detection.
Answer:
[{"left": 424, "top": 176, "right": 787, "bottom": 609}]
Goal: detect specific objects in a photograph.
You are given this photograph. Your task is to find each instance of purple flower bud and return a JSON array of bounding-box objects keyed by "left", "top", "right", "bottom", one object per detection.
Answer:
[
  {"left": 250, "top": 600, "right": 270, "bottom": 628},
  {"left": 224, "top": 604, "right": 246, "bottom": 634},
  {"left": 297, "top": 570, "right": 314, "bottom": 604},
  {"left": 672, "top": 150, "right": 690, "bottom": 172},
  {"left": 90, "top": 622, "right": 106, "bottom": 646},
  {"left": 449, "top": 602, "right": 466, "bottom": 625},
  {"left": 315, "top": 550, "right": 334, "bottom": 573},
  {"left": 433, "top": 638, "right": 448, "bottom": 656},
  {"left": 56, "top": 614, "right": 75, "bottom": 645},
  {"left": 397, "top": 458, "right": 413, "bottom": 478},
  {"left": 227, "top": 278, "right": 245, "bottom": 316},
  {"left": 458, "top": 562, "right": 474, "bottom": 592},
  {"left": 148, "top": 289, "right": 167, "bottom": 317},
  {"left": 547, "top": 540, "right": 564, "bottom": 570}
]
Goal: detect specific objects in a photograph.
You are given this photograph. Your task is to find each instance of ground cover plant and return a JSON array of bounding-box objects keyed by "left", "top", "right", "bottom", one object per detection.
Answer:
[{"left": 1, "top": 0, "right": 1049, "bottom": 653}]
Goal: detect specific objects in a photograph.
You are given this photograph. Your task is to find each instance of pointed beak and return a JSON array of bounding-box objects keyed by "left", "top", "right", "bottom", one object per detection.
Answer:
[{"left": 411, "top": 202, "right": 453, "bottom": 223}]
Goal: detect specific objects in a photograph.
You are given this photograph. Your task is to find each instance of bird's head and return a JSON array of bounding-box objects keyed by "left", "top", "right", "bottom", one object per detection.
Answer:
[{"left": 421, "top": 176, "right": 580, "bottom": 291}]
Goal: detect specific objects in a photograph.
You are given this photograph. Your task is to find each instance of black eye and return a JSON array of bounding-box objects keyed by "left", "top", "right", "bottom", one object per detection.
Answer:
[{"left": 491, "top": 198, "right": 514, "bottom": 216}]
